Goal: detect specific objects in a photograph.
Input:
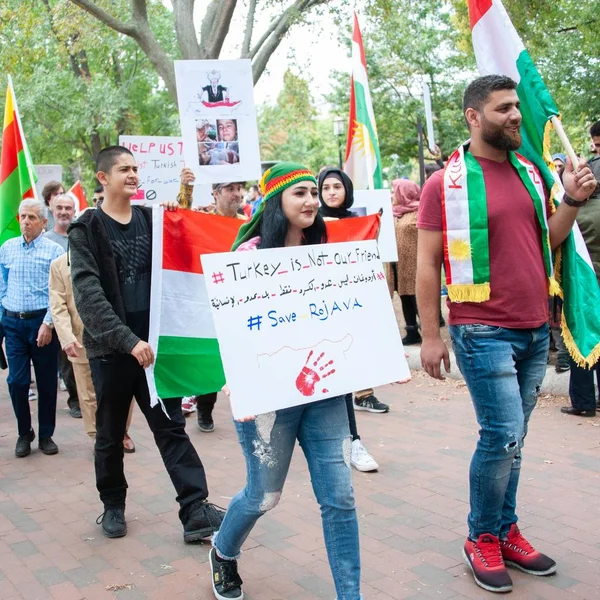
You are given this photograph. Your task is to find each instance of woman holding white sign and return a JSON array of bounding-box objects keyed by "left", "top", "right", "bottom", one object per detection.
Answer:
[{"left": 209, "top": 163, "right": 362, "bottom": 600}]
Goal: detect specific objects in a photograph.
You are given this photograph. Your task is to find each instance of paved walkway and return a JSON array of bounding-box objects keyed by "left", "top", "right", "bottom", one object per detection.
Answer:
[{"left": 0, "top": 372, "right": 598, "bottom": 600}]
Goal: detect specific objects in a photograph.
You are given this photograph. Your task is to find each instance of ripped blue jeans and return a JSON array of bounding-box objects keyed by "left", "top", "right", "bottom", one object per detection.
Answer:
[
  {"left": 213, "top": 395, "right": 362, "bottom": 600},
  {"left": 449, "top": 324, "right": 549, "bottom": 540}
]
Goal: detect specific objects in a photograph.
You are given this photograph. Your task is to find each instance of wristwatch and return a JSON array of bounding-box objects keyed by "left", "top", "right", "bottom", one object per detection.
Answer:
[
  {"left": 563, "top": 196, "right": 587, "bottom": 207},
  {"left": 45, "top": 321, "right": 54, "bottom": 330}
]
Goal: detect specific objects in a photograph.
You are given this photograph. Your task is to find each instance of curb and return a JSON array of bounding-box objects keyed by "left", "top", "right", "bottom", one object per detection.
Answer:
[{"left": 403, "top": 345, "right": 570, "bottom": 397}]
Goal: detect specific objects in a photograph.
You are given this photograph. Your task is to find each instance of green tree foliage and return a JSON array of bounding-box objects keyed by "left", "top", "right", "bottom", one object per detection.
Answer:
[
  {"left": 327, "top": 0, "right": 470, "bottom": 179},
  {"left": 258, "top": 69, "right": 339, "bottom": 173},
  {"left": 451, "top": 0, "right": 600, "bottom": 152},
  {"left": 329, "top": 0, "right": 599, "bottom": 176},
  {"left": 0, "top": 0, "right": 178, "bottom": 186}
]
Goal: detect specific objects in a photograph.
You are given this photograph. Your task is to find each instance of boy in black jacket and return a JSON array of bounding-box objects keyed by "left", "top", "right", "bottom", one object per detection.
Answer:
[{"left": 69, "top": 146, "right": 223, "bottom": 540}]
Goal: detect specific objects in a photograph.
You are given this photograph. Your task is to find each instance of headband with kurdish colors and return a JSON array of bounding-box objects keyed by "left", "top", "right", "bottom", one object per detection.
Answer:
[{"left": 231, "top": 162, "right": 317, "bottom": 250}]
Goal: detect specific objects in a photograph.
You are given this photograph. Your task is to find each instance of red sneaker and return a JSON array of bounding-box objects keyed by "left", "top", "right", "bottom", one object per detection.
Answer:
[
  {"left": 463, "top": 534, "right": 513, "bottom": 593},
  {"left": 500, "top": 524, "right": 557, "bottom": 576}
]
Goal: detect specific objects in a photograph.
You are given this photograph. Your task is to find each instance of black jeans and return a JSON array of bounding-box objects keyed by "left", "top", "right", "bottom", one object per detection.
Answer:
[
  {"left": 196, "top": 392, "right": 217, "bottom": 422},
  {"left": 59, "top": 349, "right": 79, "bottom": 409},
  {"left": 3, "top": 314, "right": 58, "bottom": 438},
  {"left": 400, "top": 295, "right": 418, "bottom": 327},
  {"left": 89, "top": 354, "right": 209, "bottom": 508},
  {"left": 569, "top": 357, "right": 600, "bottom": 411}
]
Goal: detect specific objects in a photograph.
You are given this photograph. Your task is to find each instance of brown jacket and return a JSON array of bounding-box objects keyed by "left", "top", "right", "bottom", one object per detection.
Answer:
[{"left": 49, "top": 253, "right": 88, "bottom": 363}]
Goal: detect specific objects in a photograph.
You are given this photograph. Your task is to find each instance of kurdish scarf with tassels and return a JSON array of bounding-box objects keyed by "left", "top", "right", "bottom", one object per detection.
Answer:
[{"left": 441, "top": 143, "right": 558, "bottom": 303}]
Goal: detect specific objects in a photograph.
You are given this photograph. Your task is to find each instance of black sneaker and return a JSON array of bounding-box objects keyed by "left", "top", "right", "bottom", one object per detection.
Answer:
[
  {"left": 39, "top": 437, "right": 59, "bottom": 455},
  {"left": 96, "top": 506, "right": 127, "bottom": 538},
  {"left": 15, "top": 430, "right": 35, "bottom": 458},
  {"left": 354, "top": 395, "right": 389, "bottom": 413},
  {"left": 181, "top": 499, "right": 225, "bottom": 543},
  {"left": 198, "top": 414, "right": 215, "bottom": 433},
  {"left": 555, "top": 363, "right": 570, "bottom": 373},
  {"left": 70, "top": 405, "right": 82, "bottom": 418},
  {"left": 209, "top": 548, "right": 243, "bottom": 599},
  {"left": 402, "top": 325, "right": 422, "bottom": 346}
]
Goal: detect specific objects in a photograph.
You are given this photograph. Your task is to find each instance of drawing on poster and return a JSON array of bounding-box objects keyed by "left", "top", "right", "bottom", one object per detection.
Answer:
[
  {"left": 257, "top": 334, "right": 354, "bottom": 397},
  {"left": 200, "top": 70, "right": 241, "bottom": 108},
  {"left": 175, "top": 59, "right": 261, "bottom": 185}
]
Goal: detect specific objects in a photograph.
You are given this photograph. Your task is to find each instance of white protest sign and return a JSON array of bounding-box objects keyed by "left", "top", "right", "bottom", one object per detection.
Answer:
[
  {"left": 174, "top": 59, "right": 261, "bottom": 186},
  {"left": 119, "top": 135, "right": 212, "bottom": 206},
  {"left": 34, "top": 165, "right": 62, "bottom": 199},
  {"left": 350, "top": 190, "right": 398, "bottom": 262},
  {"left": 202, "top": 241, "right": 408, "bottom": 419}
]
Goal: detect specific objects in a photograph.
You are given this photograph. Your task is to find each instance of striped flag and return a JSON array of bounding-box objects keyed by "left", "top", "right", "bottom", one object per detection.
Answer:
[
  {"left": 344, "top": 12, "right": 383, "bottom": 190},
  {"left": 67, "top": 181, "right": 89, "bottom": 212},
  {"left": 0, "top": 76, "right": 37, "bottom": 246},
  {"left": 147, "top": 209, "right": 381, "bottom": 405},
  {"left": 147, "top": 210, "right": 243, "bottom": 403},
  {"left": 468, "top": 0, "right": 600, "bottom": 366}
]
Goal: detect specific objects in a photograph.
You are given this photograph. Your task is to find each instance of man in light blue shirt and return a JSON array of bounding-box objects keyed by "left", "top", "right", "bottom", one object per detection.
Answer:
[{"left": 0, "top": 199, "right": 64, "bottom": 458}]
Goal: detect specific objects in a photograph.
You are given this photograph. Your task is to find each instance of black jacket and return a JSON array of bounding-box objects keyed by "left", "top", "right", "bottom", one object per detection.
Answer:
[{"left": 67, "top": 206, "right": 152, "bottom": 359}]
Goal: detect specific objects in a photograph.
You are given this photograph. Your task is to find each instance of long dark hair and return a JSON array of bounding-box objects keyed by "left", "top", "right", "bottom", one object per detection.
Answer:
[{"left": 257, "top": 191, "right": 328, "bottom": 250}]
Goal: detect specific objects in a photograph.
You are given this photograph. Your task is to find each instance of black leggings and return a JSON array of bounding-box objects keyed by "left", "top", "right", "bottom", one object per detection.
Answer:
[
  {"left": 345, "top": 394, "right": 360, "bottom": 441},
  {"left": 400, "top": 295, "right": 418, "bottom": 327}
]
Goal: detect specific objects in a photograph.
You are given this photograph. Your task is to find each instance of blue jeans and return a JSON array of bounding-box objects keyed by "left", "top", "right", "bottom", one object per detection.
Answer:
[
  {"left": 2, "top": 314, "right": 59, "bottom": 438},
  {"left": 449, "top": 324, "right": 549, "bottom": 540},
  {"left": 213, "top": 396, "right": 362, "bottom": 600}
]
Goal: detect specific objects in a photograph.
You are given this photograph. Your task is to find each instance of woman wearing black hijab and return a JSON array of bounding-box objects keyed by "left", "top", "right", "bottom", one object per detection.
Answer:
[{"left": 318, "top": 167, "right": 389, "bottom": 474}]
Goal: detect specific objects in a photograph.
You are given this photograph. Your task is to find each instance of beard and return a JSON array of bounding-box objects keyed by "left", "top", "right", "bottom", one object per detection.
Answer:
[{"left": 480, "top": 117, "right": 522, "bottom": 151}]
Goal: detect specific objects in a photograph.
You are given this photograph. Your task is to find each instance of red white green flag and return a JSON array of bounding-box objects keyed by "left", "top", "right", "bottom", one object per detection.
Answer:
[
  {"left": 344, "top": 12, "right": 383, "bottom": 190},
  {"left": 0, "top": 76, "right": 37, "bottom": 246},
  {"left": 68, "top": 181, "right": 89, "bottom": 212},
  {"left": 468, "top": 0, "right": 600, "bottom": 367},
  {"left": 147, "top": 209, "right": 381, "bottom": 405}
]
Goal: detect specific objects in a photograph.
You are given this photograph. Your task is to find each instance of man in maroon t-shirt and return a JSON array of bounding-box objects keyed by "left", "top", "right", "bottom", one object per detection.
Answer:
[{"left": 417, "top": 75, "right": 596, "bottom": 595}]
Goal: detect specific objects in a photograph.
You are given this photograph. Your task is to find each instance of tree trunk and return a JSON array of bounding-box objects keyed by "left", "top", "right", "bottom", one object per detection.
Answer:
[{"left": 67, "top": 0, "right": 332, "bottom": 102}]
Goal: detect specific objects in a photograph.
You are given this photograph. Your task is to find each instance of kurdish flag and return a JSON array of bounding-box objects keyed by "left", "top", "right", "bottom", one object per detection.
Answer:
[
  {"left": 468, "top": 0, "right": 600, "bottom": 366},
  {"left": 147, "top": 209, "right": 244, "bottom": 404},
  {"left": 147, "top": 209, "right": 382, "bottom": 405},
  {"left": 0, "top": 76, "right": 37, "bottom": 246},
  {"left": 344, "top": 12, "right": 383, "bottom": 190}
]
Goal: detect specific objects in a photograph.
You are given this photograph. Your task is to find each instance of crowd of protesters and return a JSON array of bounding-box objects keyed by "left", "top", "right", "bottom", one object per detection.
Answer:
[{"left": 0, "top": 77, "right": 598, "bottom": 599}]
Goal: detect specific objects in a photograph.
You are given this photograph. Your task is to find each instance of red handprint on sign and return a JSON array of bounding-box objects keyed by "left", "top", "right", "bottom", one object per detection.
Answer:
[{"left": 295, "top": 350, "right": 336, "bottom": 397}]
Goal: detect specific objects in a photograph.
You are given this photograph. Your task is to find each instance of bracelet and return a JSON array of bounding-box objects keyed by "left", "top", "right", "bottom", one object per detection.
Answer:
[{"left": 563, "top": 196, "right": 587, "bottom": 207}]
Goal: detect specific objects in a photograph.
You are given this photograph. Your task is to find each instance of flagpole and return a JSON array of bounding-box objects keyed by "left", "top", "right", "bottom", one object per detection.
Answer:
[
  {"left": 417, "top": 117, "right": 425, "bottom": 188},
  {"left": 551, "top": 116, "right": 579, "bottom": 171},
  {"left": 7, "top": 75, "right": 38, "bottom": 201}
]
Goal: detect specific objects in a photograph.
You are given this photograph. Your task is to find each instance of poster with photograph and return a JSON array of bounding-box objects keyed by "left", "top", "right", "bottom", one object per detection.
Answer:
[
  {"left": 174, "top": 59, "right": 261, "bottom": 185},
  {"left": 351, "top": 190, "right": 398, "bottom": 262},
  {"left": 119, "top": 136, "right": 212, "bottom": 206}
]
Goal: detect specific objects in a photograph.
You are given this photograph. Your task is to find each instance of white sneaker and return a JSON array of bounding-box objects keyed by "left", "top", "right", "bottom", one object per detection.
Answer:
[
  {"left": 350, "top": 439, "right": 379, "bottom": 472},
  {"left": 59, "top": 380, "right": 67, "bottom": 392},
  {"left": 28, "top": 388, "right": 37, "bottom": 401},
  {"left": 181, "top": 396, "right": 197, "bottom": 414}
]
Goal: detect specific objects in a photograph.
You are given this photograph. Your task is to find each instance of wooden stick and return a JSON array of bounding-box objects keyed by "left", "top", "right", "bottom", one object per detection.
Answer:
[{"left": 551, "top": 116, "right": 579, "bottom": 171}]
